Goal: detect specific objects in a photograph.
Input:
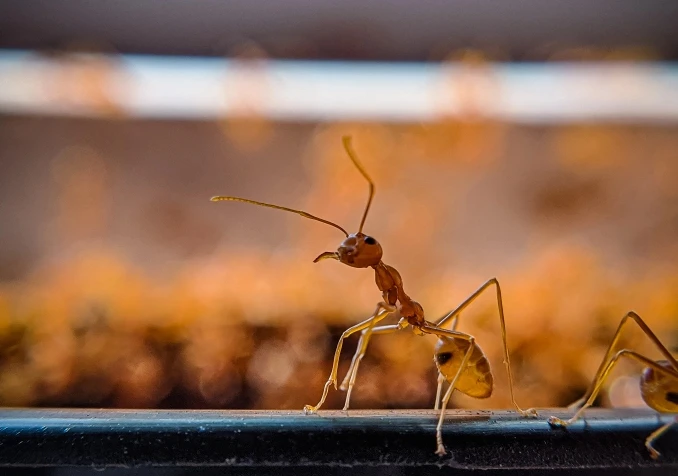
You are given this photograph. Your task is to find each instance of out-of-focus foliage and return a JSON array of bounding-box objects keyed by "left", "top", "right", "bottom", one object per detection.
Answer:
[{"left": 1, "top": 118, "right": 677, "bottom": 411}]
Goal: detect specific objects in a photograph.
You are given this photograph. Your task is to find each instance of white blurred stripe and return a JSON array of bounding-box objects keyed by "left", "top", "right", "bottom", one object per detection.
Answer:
[{"left": 0, "top": 50, "right": 677, "bottom": 123}]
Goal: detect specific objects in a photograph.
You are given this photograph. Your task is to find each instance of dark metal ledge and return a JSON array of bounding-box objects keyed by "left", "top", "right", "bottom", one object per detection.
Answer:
[{"left": 0, "top": 408, "right": 676, "bottom": 474}]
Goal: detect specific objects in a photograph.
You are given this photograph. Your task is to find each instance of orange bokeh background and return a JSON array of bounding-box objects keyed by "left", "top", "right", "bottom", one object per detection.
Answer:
[{"left": 1, "top": 50, "right": 677, "bottom": 413}]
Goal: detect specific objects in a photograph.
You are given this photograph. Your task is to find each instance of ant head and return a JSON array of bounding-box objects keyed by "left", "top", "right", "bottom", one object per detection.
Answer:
[{"left": 315, "top": 233, "right": 383, "bottom": 268}]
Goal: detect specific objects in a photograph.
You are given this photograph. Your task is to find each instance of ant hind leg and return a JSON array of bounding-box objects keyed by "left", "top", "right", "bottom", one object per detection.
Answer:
[
  {"left": 435, "top": 339, "right": 476, "bottom": 456},
  {"left": 434, "top": 372, "right": 445, "bottom": 411},
  {"left": 434, "top": 278, "right": 537, "bottom": 417}
]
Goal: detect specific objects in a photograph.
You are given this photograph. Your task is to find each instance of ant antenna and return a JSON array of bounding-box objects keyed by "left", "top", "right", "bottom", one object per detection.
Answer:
[
  {"left": 342, "top": 136, "right": 374, "bottom": 234},
  {"left": 210, "top": 196, "right": 349, "bottom": 237}
]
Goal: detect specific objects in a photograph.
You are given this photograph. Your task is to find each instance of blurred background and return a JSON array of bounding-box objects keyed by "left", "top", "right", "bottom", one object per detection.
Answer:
[{"left": 1, "top": 1, "right": 678, "bottom": 413}]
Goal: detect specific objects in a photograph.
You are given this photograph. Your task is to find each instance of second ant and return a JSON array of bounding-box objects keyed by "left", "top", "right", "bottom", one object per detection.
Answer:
[{"left": 549, "top": 311, "right": 678, "bottom": 459}]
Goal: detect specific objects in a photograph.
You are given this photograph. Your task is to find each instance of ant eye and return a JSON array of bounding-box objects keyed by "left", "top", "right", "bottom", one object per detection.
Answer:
[{"left": 364, "top": 236, "right": 377, "bottom": 245}]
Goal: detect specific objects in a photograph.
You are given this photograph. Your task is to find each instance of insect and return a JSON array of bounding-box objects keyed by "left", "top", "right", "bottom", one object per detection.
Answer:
[
  {"left": 549, "top": 311, "right": 678, "bottom": 459},
  {"left": 211, "top": 135, "right": 537, "bottom": 455}
]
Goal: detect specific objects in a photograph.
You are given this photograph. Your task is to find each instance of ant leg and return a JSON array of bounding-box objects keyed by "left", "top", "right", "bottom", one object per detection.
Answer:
[
  {"left": 434, "top": 372, "right": 445, "bottom": 411},
  {"left": 339, "top": 319, "right": 406, "bottom": 401},
  {"left": 549, "top": 350, "right": 677, "bottom": 429},
  {"left": 645, "top": 416, "right": 678, "bottom": 460},
  {"left": 430, "top": 278, "right": 537, "bottom": 417},
  {"left": 435, "top": 338, "right": 475, "bottom": 456},
  {"left": 303, "top": 302, "right": 395, "bottom": 414},
  {"left": 433, "top": 317, "right": 458, "bottom": 410},
  {"left": 432, "top": 317, "right": 458, "bottom": 410},
  {"left": 437, "top": 312, "right": 461, "bottom": 331},
  {"left": 340, "top": 322, "right": 405, "bottom": 410},
  {"left": 340, "top": 318, "right": 407, "bottom": 392},
  {"left": 567, "top": 311, "right": 678, "bottom": 410}
]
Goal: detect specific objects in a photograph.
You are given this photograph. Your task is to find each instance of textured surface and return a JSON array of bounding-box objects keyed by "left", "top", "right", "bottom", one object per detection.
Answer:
[{"left": 0, "top": 408, "right": 676, "bottom": 474}]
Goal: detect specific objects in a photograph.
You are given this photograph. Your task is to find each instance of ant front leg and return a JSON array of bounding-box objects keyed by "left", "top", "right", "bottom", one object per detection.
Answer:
[
  {"left": 435, "top": 278, "right": 537, "bottom": 417},
  {"left": 303, "top": 302, "right": 395, "bottom": 414},
  {"left": 339, "top": 318, "right": 407, "bottom": 410}
]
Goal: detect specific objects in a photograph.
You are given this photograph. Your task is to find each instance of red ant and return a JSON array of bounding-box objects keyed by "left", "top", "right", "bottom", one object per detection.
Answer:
[
  {"left": 212, "top": 136, "right": 537, "bottom": 454},
  {"left": 549, "top": 311, "right": 678, "bottom": 459}
]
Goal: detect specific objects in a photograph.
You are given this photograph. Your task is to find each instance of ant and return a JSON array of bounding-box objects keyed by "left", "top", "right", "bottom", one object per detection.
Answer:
[
  {"left": 212, "top": 135, "right": 537, "bottom": 455},
  {"left": 549, "top": 311, "right": 678, "bottom": 459}
]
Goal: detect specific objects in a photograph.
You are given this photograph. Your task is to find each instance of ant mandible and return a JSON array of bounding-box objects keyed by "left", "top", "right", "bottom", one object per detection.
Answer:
[
  {"left": 212, "top": 136, "right": 537, "bottom": 455},
  {"left": 549, "top": 311, "right": 678, "bottom": 459}
]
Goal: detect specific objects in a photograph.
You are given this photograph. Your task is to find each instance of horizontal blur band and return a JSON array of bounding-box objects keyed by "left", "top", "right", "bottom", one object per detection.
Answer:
[{"left": 0, "top": 50, "right": 677, "bottom": 123}]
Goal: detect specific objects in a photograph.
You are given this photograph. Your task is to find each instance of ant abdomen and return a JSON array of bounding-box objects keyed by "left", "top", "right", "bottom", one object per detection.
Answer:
[
  {"left": 641, "top": 360, "right": 678, "bottom": 413},
  {"left": 434, "top": 337, "right": 493, "bottom": 398}
]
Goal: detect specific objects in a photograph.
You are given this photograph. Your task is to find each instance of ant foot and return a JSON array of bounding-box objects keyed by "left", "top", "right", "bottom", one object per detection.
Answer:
[
  {"left": 646, "top": 443, "right": 661, "bottom": 460},
  {"left": 520, "top": 407, "right": 539, "bottom": 418},
  {"left": 548, "top": 416, "right": 570, "bottom": 428},
  {"left": 435, "top": 444, "right": 447, "bottom": 456},
  {"left": 303, "top": 405, "right": 319, "bottom": 415}
]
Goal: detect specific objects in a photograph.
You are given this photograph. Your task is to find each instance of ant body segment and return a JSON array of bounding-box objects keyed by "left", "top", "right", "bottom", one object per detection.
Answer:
[
  {"left": 549, "top": 311, "right": 678, "bottom": 459},
  {"left": 212, "top": 136, "right": 537, "bottom": 455}
]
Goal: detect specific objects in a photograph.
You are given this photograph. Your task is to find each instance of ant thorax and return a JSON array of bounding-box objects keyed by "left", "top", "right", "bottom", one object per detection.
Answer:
[
  {"left": 373, "top": 262, "right": 401, "bottom": 305},
  {"left": 372, "top": 261, "right": 425, "bottom": 325}
]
